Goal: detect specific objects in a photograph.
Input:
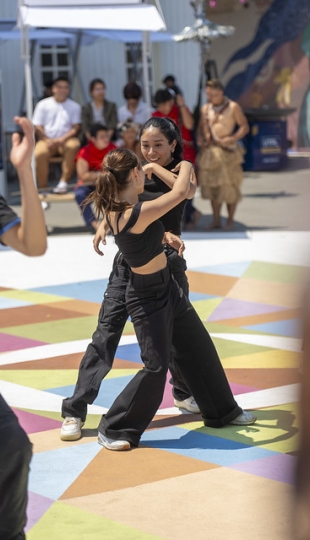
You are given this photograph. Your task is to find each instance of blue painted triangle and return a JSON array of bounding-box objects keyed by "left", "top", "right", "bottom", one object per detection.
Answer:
[{"left": 28, "top": 441, "right": 101, "bottom": 500}]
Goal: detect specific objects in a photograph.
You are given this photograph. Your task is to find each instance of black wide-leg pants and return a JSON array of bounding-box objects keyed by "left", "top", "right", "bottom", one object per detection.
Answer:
[
  {"left": 0, "top": 395, "right": 32, "bottom": 540},
  {"left": 99, "top": 265, "right": 241, "bottom": 447},
  {"left": 62, "top": 254, "right": 130, "bottom": 421},
  {"left": 62, "top": 249, "right": 192, "bottom": 421}
]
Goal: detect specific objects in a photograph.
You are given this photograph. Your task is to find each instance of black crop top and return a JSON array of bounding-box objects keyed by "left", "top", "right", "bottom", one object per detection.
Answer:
[
  {"left": 108, "top": 202, "right": 165, "bottom": 268},
  {"left": 139, "top": 159, "right": 186, "bottom": 236}
]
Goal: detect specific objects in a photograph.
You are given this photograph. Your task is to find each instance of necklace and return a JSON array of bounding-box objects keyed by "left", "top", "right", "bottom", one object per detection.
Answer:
[
  {"left": 209, "top": 97, "right": 230, "bottom": 125},
  {"left": 212, "top": 97, "right": 229, "bottom": 114}
]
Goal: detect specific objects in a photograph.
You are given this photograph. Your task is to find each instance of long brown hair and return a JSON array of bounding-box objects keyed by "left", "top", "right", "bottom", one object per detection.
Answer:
[{"left": 85, "top": 148, "right": 139, "bottom": 218}]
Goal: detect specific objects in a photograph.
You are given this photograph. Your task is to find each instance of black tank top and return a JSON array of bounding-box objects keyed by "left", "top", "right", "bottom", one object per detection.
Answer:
[
  {"left": 139, "top": 159, "right": 186, "bottom": 236},
  {"left": 107, "top": 202, "right": 165, "bottom": 268}
]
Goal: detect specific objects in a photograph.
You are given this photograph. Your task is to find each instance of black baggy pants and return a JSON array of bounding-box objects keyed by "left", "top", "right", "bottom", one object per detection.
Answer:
[
  {"left": 62, "top": 247, "right": 192, "bottom": 421},
  {"left": 0, "top": 395, "right": 32, "bottom": 540},
  {"left": 99, "top": 265, "right": 241, "bottom": 447}
]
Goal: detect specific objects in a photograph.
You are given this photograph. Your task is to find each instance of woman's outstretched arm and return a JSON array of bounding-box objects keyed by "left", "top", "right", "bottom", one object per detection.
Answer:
[
  {"left": 133, "top": 161, "right": 193, "bottom": 232},
  {"left": 2, "top": 117, "right": 47, "bottom": 256},
  {"left": 143, "top": 161, "right": 197, "bottom": 199}
]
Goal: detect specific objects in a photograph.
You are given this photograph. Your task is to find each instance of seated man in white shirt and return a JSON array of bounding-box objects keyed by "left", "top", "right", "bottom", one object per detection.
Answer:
[{"left": 32, "top": 77, "right": 81, "bottom": 193}]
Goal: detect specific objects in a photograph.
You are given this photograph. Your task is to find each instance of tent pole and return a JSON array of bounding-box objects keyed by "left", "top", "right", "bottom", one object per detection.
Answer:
[
  {"left": 30, "top": 40, "right": 40, "bottom": 103},
  {"left": 19, "top": 0, "right": 36, "bottom": 186},
  {"left": 67, "top": 36, "right": 87, "bottom": 104},
  {"left": 18, "top": 79, "right": 26, "bottom": 117},
  {"left": 71, "top": 31, "right": 81, "bottom": 96},
  {"left": 19, "top": 40, "right": 39, "bottom": 115},
  {"left": 20, "top": 24, "right": 33, "bottom": 119},
  {"left": 142, "top": 31, "right": 151, "bottom": 115}
]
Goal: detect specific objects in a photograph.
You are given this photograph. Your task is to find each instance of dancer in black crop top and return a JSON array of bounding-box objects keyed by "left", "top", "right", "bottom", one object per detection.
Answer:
[
  {"left": 61, "top": 118, "right": 199, "bottom": 442},
  {"left": 106, "top": 202, "right": 165, "bottom": 268},
  {"left": 75, "top": 145, "right": 256, "bottom": 451},
  {"left": 61, "top": 117, "right": 256, "bottom": 446}
]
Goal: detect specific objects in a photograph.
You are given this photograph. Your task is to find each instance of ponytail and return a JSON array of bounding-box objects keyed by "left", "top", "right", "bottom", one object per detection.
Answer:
[{"left": 84, "top": 148, "right": 139, "bottom": 218}]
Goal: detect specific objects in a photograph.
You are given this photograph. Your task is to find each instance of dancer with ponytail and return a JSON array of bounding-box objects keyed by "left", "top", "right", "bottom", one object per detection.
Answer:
[
  {"left": 60, "top": 118, "right": 255, "bottom": 445},
  {"left": 86, "top": 148, "right": 255, "bottom": 450}
]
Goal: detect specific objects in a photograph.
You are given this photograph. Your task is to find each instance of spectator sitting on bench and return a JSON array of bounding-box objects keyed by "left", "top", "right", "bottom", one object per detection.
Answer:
[
  {"left": 32, "top": 76, "right": 81, "bottom": 194},
  {"left": 75, "top": 123, "right": 116, "bottom": 231}
]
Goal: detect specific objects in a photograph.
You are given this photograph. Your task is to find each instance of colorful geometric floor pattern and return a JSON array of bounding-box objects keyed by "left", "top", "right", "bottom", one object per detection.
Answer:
[{"left": 1, "top": 231, "right": 309, "bottom": 540}]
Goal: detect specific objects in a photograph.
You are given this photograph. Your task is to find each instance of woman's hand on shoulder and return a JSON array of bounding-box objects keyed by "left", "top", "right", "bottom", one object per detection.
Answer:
[
  {"left": 171, "top": 161, "right": 196, "bottom": 198},
  {"left": 163, "top": 232, "right": 185, "bottom": 256},
  {"left": 171, "top": 160, "right": 191, "bottom": 174},
  {"left": 171, "top": 162, "right": 181, "bottom": 174},
  {"left": 142, "top": 163, "right": 153, "bottom": 179}
]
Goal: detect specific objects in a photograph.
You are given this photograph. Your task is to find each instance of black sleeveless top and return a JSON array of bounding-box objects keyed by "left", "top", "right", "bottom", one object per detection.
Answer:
[
  {"left": 139, "top": 159, "right": 186, "bottom": 236},
  {"left": 107, "top": 202, "right": 165, "bottom": 268}
]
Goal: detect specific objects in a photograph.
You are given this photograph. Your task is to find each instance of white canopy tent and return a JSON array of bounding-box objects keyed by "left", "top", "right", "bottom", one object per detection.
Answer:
[
  {"left": 18, "top": 0, "right": 167, "bottom": 118},
  {"left": 0, "top": 23, "right": 173, "bottom": 111},
  {"left": 19, "top": 0, "right": 166, "bottom": 32}
]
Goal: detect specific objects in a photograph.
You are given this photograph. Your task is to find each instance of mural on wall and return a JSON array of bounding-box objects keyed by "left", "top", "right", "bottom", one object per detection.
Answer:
[
  {"left": 298, "top": 22, "right": 310, "bottom": 147},
  {"left": 222, "top": 0, "right": 310, "bottom": 148}
]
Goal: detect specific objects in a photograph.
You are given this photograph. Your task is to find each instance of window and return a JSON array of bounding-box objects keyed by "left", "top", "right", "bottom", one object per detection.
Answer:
[
  {"left": 124, "top": 42, "right": 153, "bottom": 99},
  {"left": 39, "top": 45, "right": 71, "bottom": 89}
]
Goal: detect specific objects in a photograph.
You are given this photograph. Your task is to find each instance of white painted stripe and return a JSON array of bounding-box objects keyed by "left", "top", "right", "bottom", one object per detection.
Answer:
[
  {"left": 156, "top": 407, "right": 180, "bottom": 416},
  {"left": 210, "top": 333, "right": 302, "bottom": 352},
  {"left": 0, "top": 334, "right": 138, "bottom": 366},
  {"left": 157, "top": 384, "right": 300, "bottom": 418},
  {"left": 2, "top": 232, "right": 310, "bottom": 289},
  {"left": 234, "top": 383, "right": 300, "bottom": 410},
  {"left": 0, "top": 377, "right": 179, "bottom": 417},
  {"left": 3, "top": 329, "right": 299, "bottom": 369},
  {"left": 0, "top": 380, "right": 107, "bottom": 415},
  {"left": 0, "top": 376, "right": 298, "bottom": 421}
]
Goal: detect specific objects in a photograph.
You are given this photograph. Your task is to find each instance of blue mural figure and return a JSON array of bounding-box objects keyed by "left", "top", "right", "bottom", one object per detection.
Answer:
[
  {"left": 298, "top": 22, "right": 310, "bottom": 147},
  {"left": 222, "top": 0, "right": 310, "bottom": 101}
]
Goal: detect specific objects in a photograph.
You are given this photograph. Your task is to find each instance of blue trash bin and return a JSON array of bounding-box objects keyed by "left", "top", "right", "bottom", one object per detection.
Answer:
[
  {"left": 241, "top": 107, "right": 296, "bottom": 171},
  {"left": 243, "top": 120, "right": 288, "bottom": 171}
]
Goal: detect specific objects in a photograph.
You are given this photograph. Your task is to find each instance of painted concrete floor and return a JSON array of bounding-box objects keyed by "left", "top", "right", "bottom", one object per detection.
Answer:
[{"left": 1, "top": 230, "right": 309, "bottom": 540}]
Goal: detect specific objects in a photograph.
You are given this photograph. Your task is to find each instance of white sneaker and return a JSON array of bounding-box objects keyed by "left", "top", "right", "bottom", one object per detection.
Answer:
[
  {"left": 41, "top": 200, "right": 50, "bottom": 211},
  {"left": 174, "top": 396, "right": 200, "bottom": 414},
  {"left": 53, "top": 180, "right": 68, "bottom": 194},
  {"left": 60, "top": 417, "right": 84, "bottom": 441},
  {"left": 230, "top": 410, "right": 257, "bottom": 425},
  {"left": 98, "top": 432, "right": 131, "bottom": 451}
]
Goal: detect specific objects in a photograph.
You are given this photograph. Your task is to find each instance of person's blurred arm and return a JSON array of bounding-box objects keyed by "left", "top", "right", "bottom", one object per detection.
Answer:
[
  {"left": 57, "top": 123, "right": 81, "bottom": 144},
  {"left": 76, "top": 157, "right": 98, "bottom": 184},
  {"left": 34, "top": 123, "right": 81, "bottom": 148},
  {"left": 220, "top": 103, "right": 249, "bottom": 148},
  {"left": 176, "top": 94, "right": 194, "bottom": 131},
  {"left": 34, "top": 124, "right": 48, "bottom": 141},
  {"left": 1, "top": 117, "right": 47, "bottom": 256},
  {"left": 196, "top": 104, "right": 211, "bottom": 148},
  {"left": 233, "top": 103, "right": 249, "bottom": 139}
]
